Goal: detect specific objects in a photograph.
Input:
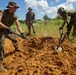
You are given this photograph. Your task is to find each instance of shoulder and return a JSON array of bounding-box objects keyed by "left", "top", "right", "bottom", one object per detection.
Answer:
[
  {"left": 32, "top": 12, "right": 35, "bottom": 14},
  {"left": 26, "top": 12, "right": 29, "bottom": 16},
  {"left": 67, "top": 12, "right": 76, "bottom": 16},
  {"left": 0, "top": 10, "right": 4, "bottom": 16},
  {"left": 32, "top": 12, "right": 35, "bottom": 16},
  {"left": 0, "top": 9, "right": 9, "bottom": 14},
  {"left": 14, "top": 14, "right": 18, "bottom": 19},
  {"left": 0, "top": 10, "right": 4, "bottom": 13}
]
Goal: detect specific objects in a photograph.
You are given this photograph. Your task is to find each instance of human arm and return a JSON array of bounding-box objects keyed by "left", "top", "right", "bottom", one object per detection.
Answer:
[
  {"left": 59, "top": 13, "right": 68, "bottom": 30},
  {"left": 60, "top": 19, "right": 68, "bottom": 29},
  {"left": 29, "top": 12, "right": 36, "bottom": 24},
  {"left": 0, "top": 11, "right": 9, "bottom": 29},
  {"left": 15, "top": 18, "right": 26, "bottom": 38},
  {"left": 15, "top": 18, "right": 23, "bottom": 33}
]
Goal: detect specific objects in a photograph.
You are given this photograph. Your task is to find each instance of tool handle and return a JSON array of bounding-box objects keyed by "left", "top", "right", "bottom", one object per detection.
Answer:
[{"left": 12, "top": 32, "right": 29, "bottom": 40}]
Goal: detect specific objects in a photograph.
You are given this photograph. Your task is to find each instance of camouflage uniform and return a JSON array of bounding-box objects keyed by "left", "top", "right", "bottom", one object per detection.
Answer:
[
  {"left": 58, "top": 7, "right": 76, "bottom": 37},
  {"left": 26, "top": 7, "right": 36, "bottom": 35},
  {"left": 0, "top": 1, "right": 20, "bottom": 61},
  {"left": 0, "top": 9, "right": 19, "bottom": 61},
  {"left": 0, "top": 1, "right": 21, "bottom": 72},
  {"left": 67, "top": 12, "right": 76, "bottom": 36}
]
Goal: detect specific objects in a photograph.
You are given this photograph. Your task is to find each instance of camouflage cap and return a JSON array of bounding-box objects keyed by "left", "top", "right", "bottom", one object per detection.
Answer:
[
  {"left": 57, "top": 7, "right": 64, "bottom": 13},
  {"left": 6, "top": 1, "right": 19, "bottom": 8},
  {"left": 28, "top": 7, "right": 33, "bottom": 10}
]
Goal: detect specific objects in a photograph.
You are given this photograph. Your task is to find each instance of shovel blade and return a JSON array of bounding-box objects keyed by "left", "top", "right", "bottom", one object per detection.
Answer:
[
  {"left": 57, "top": 47, "right": 63, "bottom": 51},
  {"left": 55, "top": 46, "right": 63, "bottom": 51}
]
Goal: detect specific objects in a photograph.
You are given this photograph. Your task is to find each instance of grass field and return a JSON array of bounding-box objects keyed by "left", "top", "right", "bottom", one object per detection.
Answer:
[{"left": 11, "top": 19, "right": 76, "bottom": 43}]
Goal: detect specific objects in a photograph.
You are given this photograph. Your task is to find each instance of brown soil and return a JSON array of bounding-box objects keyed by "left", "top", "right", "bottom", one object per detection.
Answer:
[{"left": 0, "top": 36, "right": 76, "bottom": 75}]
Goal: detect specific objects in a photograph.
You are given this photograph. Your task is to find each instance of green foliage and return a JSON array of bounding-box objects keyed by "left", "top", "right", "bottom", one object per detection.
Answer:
[
  {"left": 43, "top": 14, "right": 51, "bottom": 20},
  {"left": 55, "top": 14, "right": 61, "bottom": 19},
  {"left": 11, "top": 19, "right": 76, "bottom": 44},
  {"left": 11, "top": 20, "right": 62, "bottom": 37},
  {"left": 19, "top": 20, "right": 25, "bottom": 24},
  {"left": 10, "top": 22, "right": 28, "bottom": 34}
]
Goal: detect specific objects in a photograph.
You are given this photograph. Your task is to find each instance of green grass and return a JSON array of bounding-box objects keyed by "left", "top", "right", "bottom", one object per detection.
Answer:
[
  {"left": 10, "top": 20, "right": 76, "bottom": 44},
  {"left": 11, "top": 22, "right": 28, "bottom": 34},
  {"left": 34, "top": 19, "right": 63, "bottom": 37}
]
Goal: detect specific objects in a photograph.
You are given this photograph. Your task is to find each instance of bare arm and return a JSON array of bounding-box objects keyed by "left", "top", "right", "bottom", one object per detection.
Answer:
[
  {"left": 0, "top": 11, "right": 8, "bottom": 29},
  {"left": 15, "top": 18, "right": 23, "bottom": 33},
  {"left": 62, "top": 19, "right": 68, "bottom": 27},
  {"left": 61, "top": 13, "right": 68, "bottom": 28}
]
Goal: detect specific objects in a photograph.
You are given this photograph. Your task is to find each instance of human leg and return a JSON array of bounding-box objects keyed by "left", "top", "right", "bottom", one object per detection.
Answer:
[
  {"left": 0, "top": 34, "right": 7, "bottom": 72},
  {"left": 66, "top": 22, "right": 73, "bottom": 38},
  {"left": 32, "top": 23, "right": 36, "bottom": 34},
  {"left": 27, "top": 23, "right": 31, "bottom": 35},
  {"left": 72, "top": 24, "right": 76, "bottom": 37},
  {"left": 7, "top": 34, "right": 20, "bottom": 52}
]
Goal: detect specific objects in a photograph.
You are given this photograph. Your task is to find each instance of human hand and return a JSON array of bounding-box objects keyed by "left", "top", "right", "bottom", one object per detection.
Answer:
[
  {"left": 59, "top": 26, "right": 63, "bottom": 30},
  {"left": 6, "top": 28, "right": 12, "bottom": 33},
  {"left": 21, "top": 33, "right": 26, "bottom": 39}
]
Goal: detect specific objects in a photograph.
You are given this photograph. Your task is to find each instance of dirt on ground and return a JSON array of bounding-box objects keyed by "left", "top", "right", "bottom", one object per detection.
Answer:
[{"left": 0, "top": 36, "right": 76, "bottom": 75}]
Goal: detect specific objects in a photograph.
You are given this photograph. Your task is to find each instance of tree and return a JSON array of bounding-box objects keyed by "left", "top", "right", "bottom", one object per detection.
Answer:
[{"left": 43, "top": 14, "right": 51, "bottom": 20}]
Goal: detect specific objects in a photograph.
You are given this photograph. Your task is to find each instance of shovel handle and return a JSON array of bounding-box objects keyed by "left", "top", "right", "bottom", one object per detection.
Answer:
[{"left": 12, "top": 32, "right": 29, "bottom": 40}]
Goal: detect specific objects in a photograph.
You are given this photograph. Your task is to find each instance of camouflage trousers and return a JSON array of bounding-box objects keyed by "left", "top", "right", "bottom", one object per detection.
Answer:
[
  {"left": 67, "top": 21, "right": 76, "bottom": 36},
  {"left": 0, "top": 31, "right": 18, "bottom": 61},
  {"left": 26, "top": 23, "right": 36, "bottom": 35}
]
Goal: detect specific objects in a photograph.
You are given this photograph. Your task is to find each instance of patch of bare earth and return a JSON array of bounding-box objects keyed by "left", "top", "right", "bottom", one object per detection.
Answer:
[{"left": 0, "top": 36, "right": 76, "bottom": 75}]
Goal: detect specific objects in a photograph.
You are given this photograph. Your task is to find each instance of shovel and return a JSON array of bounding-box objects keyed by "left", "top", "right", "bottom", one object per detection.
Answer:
[
  {"left": 12, "top": 32, "right": 29, "bottom": 40},
  {"left": 56, "top": 29, "right": 67, "bottom": 51},
  {"left": 11, "top": 28, "right": 29, "bottom": 40}
]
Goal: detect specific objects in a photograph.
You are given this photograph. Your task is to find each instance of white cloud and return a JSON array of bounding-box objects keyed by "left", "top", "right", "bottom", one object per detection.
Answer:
[
  {"left": 40, "top": 12, "right": 45, "bottom": 15},
  {"left": 67, "top": 0, "right": 76, "bottom": 2},
  {"left": 37, "top": 7, "right": 58, "bottom": 19},
  {"left": 24, "top": 0, "right": 76, "bottom": 19},
  {"left": 24, "top": 0, "right": 37, "bottom": 8},
  {"left": 37, "top": 0, "right": 48, "bottom": 9},
  {"left": 57, "top": 2, "right": 74, "bottom": 10},
  {"left": 24, "top": 0, "right": 48, "bottom": 9},
  {"left": 45, "top": 7, "right": 58, "bottom": 19}
]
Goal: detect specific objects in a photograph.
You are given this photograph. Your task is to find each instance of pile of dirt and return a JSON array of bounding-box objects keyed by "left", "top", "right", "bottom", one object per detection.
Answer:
[{"left": 0, "top": 36, "right": 76, "bottom": 75}]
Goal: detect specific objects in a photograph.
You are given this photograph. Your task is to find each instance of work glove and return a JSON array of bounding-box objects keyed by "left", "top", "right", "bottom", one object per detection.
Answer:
[
  {"left": 21, "top": 33, "right": 26, "bottom": 39},
  {"left": 59, "top": 26, "right": 63, "bottom": 30},
  {"left": 6, "top": 28, "right": 12, "bottom": 34}
]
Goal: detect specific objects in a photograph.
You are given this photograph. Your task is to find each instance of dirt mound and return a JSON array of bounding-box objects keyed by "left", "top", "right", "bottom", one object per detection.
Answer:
[{"left": 0, "top": 36, "right": 76, "bottom": 75}]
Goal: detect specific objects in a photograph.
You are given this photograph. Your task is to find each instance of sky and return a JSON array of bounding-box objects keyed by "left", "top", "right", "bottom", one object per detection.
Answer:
[{"left": 0, "top": 0, "right": 76, "bottom": 20}]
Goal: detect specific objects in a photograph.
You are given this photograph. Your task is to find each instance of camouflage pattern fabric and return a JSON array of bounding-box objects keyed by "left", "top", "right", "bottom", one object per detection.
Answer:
[
  {"left": 67, "top": 12, "right": 76, "bottom": 36},
  {"left": 26, "top": 12, "right": 36, "bottom": 35},
  {"left": 58, "top": 9, "right": 76, "bottom": 36},
  {"left": 0, "top": 9, "right": 18, "bottom": 61},
  {"left": 0, "top": 31, "right": 18, "bottom": 61}
]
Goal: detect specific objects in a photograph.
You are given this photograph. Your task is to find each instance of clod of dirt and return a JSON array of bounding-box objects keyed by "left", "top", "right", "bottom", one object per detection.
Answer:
[{"left": 0, "top": 36, "right": 75, "bottom": 75}]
